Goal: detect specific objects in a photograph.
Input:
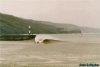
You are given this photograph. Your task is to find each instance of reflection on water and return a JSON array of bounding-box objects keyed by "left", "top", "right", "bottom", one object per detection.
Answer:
[{"left": 0, "top": 34, "right": 100, "bottom": 67}]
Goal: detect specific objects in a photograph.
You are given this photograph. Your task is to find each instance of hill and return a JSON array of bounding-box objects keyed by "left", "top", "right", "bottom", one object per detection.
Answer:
[
  {"left": 0, "top": 13, "right": 81, "bottom": 34},
  {"left": 81, "top": 27, "right": 100, "bottom": 33}
]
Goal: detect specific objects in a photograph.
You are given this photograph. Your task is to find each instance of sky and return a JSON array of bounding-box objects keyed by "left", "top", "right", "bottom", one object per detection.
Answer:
[{"left": 0, "top": 0, "right": 100, "bottom": 28}]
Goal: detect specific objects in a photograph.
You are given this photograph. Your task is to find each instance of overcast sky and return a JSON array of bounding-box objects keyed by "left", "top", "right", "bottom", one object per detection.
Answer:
[{"left": 0, "top": 0, "right": 100, "bottom": 28}]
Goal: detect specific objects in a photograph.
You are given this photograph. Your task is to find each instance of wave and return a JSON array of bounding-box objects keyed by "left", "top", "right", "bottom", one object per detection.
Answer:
[{"left": 34, "top": 34, "right": 65, "bottom": 44}]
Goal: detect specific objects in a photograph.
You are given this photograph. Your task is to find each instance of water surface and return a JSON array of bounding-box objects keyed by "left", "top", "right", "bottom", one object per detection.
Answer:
[{"left": 0, "top": 34, "right": 100, "bottom": 67}]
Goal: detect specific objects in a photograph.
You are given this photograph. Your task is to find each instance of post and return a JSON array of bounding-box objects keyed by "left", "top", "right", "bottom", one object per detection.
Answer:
[{"left": 29, "top": 25, "right": 31, "bottom": 35}]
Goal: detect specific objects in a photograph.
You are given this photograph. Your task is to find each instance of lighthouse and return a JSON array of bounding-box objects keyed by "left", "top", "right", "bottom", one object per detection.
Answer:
[{"left": 29, "top": 25, "right": 31, "bottom": 35}]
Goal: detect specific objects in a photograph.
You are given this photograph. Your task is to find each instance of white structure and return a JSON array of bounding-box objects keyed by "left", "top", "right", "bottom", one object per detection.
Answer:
[
  {"left": 29, "top": 25, "right": 31, "bottom": 35},
  {"left": 34, "top": 34, "right": 63, "bottom": 44}
]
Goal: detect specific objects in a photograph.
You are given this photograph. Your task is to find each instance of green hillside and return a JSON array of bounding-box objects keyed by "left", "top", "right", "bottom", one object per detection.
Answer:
[{"left": 0, "top": 13, "right": 81, "bottom": 34}]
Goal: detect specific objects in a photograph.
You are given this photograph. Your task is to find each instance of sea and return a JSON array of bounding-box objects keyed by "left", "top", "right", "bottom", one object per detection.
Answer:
[{"left": 0, "top": 33, "right": 100, "bottom": 67}]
